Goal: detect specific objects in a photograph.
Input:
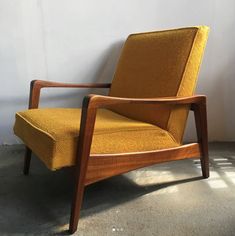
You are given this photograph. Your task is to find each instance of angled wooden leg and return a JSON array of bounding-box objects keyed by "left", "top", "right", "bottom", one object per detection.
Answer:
[
  {"left": 192, "top": 100, "right": 209, "bottom": 178},
  {"left": 69, "top": 166, "right": 86, "bottom": 234},
  {"left": 69, "top": 97, "right": 97, "bottom": 234},
  {"left": 23, "top": 146, "right": 32, "bottom": 175},
  {"left": 200, "top": 148, "right": 209, "bottom": 178},
  {"left": 199, "top": 102, "right": 209, "bottom": 178}
]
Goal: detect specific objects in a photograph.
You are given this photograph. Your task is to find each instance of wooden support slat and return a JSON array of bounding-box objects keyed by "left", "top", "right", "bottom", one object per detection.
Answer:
[{"left": 85, "top": 143, "right": 201, "bottom": 185}]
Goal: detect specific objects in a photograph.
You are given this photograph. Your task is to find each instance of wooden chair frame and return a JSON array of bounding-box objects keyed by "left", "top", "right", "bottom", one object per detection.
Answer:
[{"left": 23, "top": 80, "right": 209, "bottom": 234}]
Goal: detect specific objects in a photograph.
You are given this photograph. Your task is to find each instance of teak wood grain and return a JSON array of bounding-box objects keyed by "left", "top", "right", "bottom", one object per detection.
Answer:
[
  {"left": 28, "top": 80, "right": 111, "bottom": 109},
  {"left": 85, "top": 143, "right": 201, "bottom": 185},
  {"left": 86, "top": 93, "right": 206, "bottom": 108},
  {"left": 22, "top": 79, "right": 209, "bottom": 234}
]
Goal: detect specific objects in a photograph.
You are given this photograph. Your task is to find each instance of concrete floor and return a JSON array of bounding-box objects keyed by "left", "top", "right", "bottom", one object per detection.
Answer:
[{"left": 0, "top": 143, "right": 235, "bottom": 236}]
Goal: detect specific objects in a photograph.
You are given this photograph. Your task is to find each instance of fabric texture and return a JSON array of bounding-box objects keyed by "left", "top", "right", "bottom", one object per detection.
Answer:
[
  {"left": 109, "top": 26, "right": 209, "bottom": 144},
  {"left": 14, "top": 108, "right": 178, "bottom": 170},
  {"left": 13, "top": 26, "right": 209, "bottom": 170}
]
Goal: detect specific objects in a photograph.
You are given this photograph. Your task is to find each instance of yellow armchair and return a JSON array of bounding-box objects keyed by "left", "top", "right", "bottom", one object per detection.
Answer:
[{"left": 14, "top": 26, "right": 209, "bottom": 234}]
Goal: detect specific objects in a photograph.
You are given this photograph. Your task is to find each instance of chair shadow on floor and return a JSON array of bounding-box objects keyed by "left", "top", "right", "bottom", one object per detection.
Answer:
[{"left": 0, "top": 146, "right": 205, "bottom": 235}]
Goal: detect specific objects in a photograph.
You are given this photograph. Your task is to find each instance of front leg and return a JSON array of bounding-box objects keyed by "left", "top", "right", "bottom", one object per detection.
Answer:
[{"left": 69, "top": 97, "right": 97, "bottom": 234}]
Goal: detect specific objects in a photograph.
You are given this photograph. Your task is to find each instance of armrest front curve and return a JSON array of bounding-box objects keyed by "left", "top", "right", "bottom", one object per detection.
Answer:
[{"left": 28, "top": 80, "right": 111, "bottom": 109}]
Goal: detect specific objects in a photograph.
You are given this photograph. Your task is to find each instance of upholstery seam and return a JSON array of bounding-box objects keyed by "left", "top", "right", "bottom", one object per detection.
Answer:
[
  {"left": 177, "top": 27, "right": 209, "bottom": 144},
  {"left": 16, "top": 112, "right": 175, "bottom": 143},
  {"left": 165, "top": 130, "right": 178, "bottom": 144},
  {"left": 166, "top": 28, "right": 199, "bottom": 140},
  {"left": 14, "top": 123, "right": 53, "bottom": 169},
  {"left": 56, "top": 127, "right": 172, "bottom": 141},
  {"left": 190, "top": 27, "right": 209, "bottom": 95},
  {"left": 129, "top": 26, "right": 201, "bottom": 38},
  {"left": 16, "top": 113, "right": 56, "bottom": 141}
]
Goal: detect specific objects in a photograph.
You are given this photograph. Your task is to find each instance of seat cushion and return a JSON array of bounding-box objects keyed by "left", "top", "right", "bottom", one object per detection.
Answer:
[{"left": 14, "top": 108, "right": 179, "bottom": 170}]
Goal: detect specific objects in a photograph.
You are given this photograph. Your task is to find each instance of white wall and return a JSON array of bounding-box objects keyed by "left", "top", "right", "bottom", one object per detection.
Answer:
[{"left": 1, "top": 0, "right": 235, "bottom": 144}]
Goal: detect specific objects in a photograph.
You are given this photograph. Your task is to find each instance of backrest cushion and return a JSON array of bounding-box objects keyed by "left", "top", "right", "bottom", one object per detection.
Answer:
[{"left": 109, "top": 26, "right": 209, "bottom": 143}]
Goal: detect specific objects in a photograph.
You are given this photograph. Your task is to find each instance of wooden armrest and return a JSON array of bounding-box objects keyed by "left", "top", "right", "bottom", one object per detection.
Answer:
[
  {"left": 29, "top": 80, "right": 111, "bottom": 109},
  {"left": 82, "top": 94, "right": 206, "bottom": 109},
  {"left": 76, "top": 94, "right": 207, "bottom": 177},
  {"left": 30, "top": 80, "right": 111, "bottom": 89}
]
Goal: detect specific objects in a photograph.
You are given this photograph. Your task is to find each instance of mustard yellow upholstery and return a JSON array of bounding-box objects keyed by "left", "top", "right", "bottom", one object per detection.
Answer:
[
  {"left": 109, "top": 26, "right": 209, "bottom": 143},
  {"left": 13, "top": 26, "right": 209, "bottom": 171},
  {"left": 14, "top": 108, "right": 178, "bottom": 170}
]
